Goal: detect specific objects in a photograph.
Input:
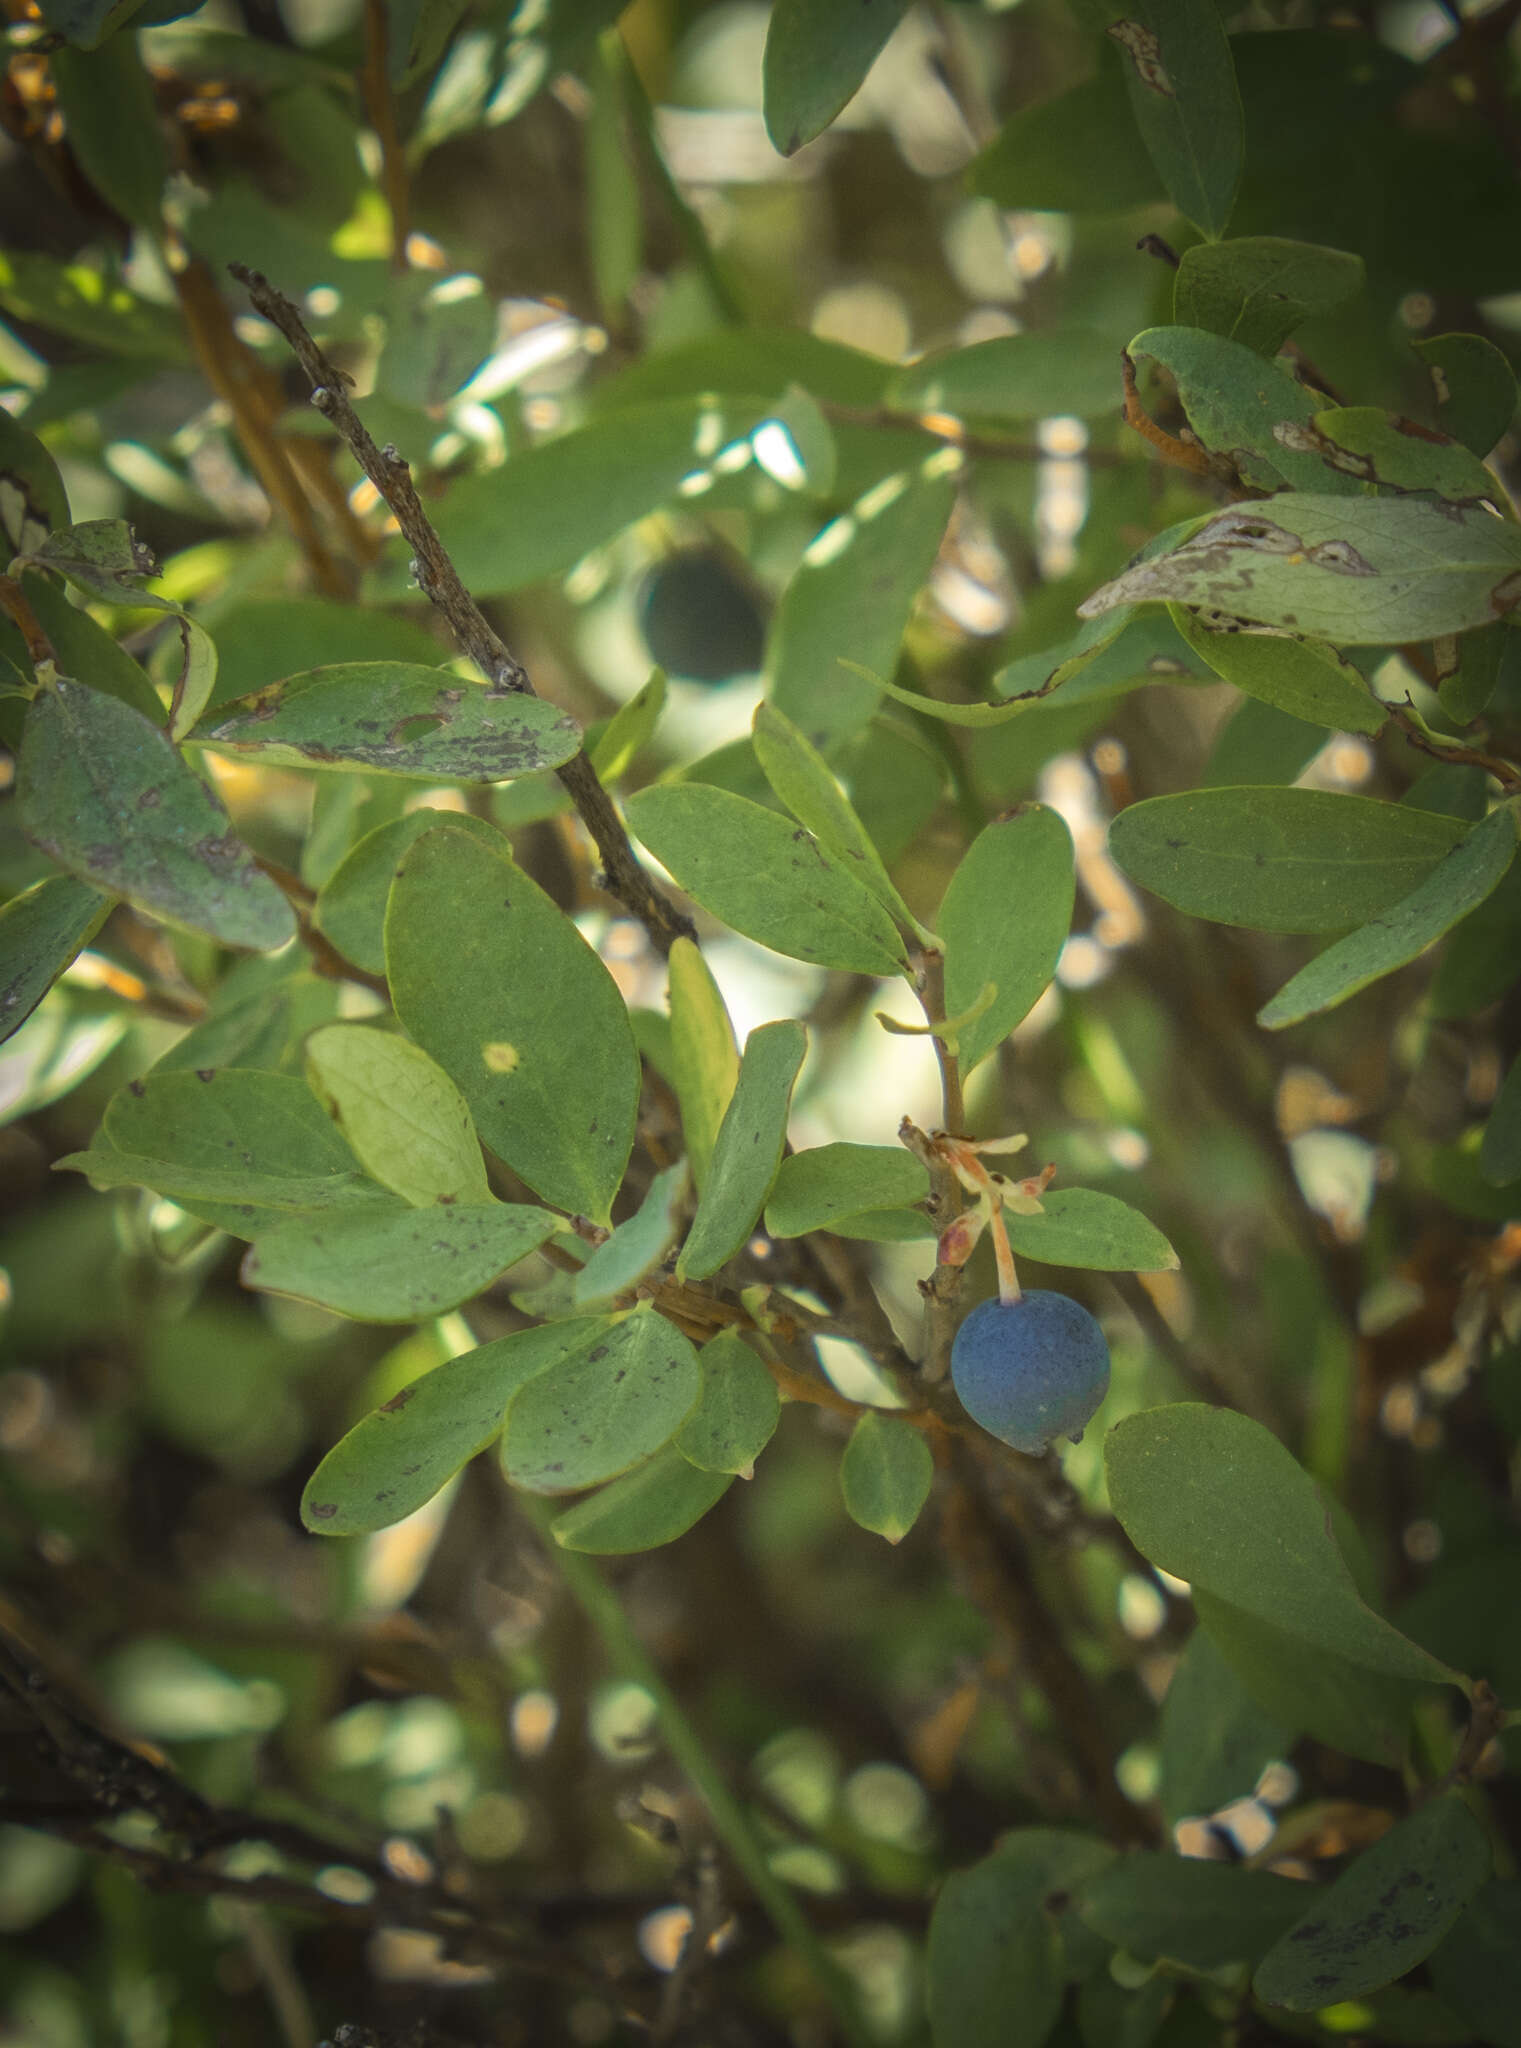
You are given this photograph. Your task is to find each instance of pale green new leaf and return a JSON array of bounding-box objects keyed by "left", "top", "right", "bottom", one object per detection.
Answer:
[
  {"left": 678, "top": 1020, "right": 806, "bottom": 1281},
  {"left": 304, "top": 1022, "right": 491, "bottom": 1206},
  {"left": 666, "top": 937, "right": 739, "bottom": 1191}
]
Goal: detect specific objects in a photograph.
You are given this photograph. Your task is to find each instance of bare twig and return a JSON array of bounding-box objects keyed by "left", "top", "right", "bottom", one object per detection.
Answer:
[
  {"left": 229, "top": 263, "right": 696, "bottom": 957},
  {"left": 1388, "top": 695, "right": 1521, "bottom": 794}
]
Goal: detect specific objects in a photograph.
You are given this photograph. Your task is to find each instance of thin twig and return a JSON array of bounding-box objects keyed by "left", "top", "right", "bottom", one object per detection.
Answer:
[
  {"left": 909, "top": 946, "right": 968, "bottom": 1385},
  {"left": 229, "top": 263, "right": 696, "bottom": 958},
  {"left": 1388, "top": 695, "right": 1521, "bottom": 794},
  {"left": 361, "top": 0, "right": 412, "bottom": 273}
]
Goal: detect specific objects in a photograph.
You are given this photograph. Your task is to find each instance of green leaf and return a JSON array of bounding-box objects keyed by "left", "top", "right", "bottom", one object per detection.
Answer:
[
  {"left": 313, "top": 810, "right": 502, "bottom": 977},
  {"left": 386, "top": 822, "right": 640, "bottom": 1225},
  {"left": 1080, "top": 496, "right": 1521, "bottom": 644},
  {"left": 0, "top": 413, "right": 70, "bottom": 551},
  {"left": 887, "top": 332, "right": 1122, "bottom": 424},
  {"left": 1172, "top": 613, "right": 1384, "bottom": 737},
  {"left": 764, "top": 1142, "right": 929, "bottom": 1239},
  {"left": 939, "top": 805, "right": 1075, "bottom": 1074},
  {"left": 0, "top": 249, "right": 188, "bottom": 360},
  {"left": 573, "top": 1162, "right": 687, "bottom": 1304},
  {"left": 242, "top": 1199, "right": 555, "bottom": 1321},
  {"left": 590, "top": 668, "right": 666, "bottom": 784},
  {"left": 376, "top": 273, "right": 493, "bottom": 410},
  {"left": 1005, "top": 1188, "right": 1177, "bottom": 1273},
  {"left": 1159, "top": 1629, "right": 1292, "bottom": 1827},
  {"left": 50, "top": 33, "right": 166, "bottom": 229},
  {"left": 406, "top": 395, "right": 769, "bottom": 599},
  {"left": 928, "top": 1831, "right": 1117, "bottom": 2048},
  {"left": 551, "top": 1443, "right": 733, "bottom": 1553},
  {"left": 1104, "top": 0, "right": 1243, "bottom": 236},
  {"left": 766, "top": 453, "right": 958, "bottom": 749},
  {"left": 301, "top": 1321, "right": 591, "bottom": 1535},
  {"left": 1127, "top": 327, "right": 1346, "bottom": 494},
  {"left": 501, "top": 1303, "right": 700, "bottom": 1493},
  {"left": 969, "top": 55, "right": 1165, "bottom": 215},
  {"left": 303, "top": 1023, "right": 491, "bottom": 1207},
  {"left": 1281, "top": 406, "right": 1501, "bottom": 505},
  {"left": 665, "top": 937, "right": 739, "bottom": 1192},
  {"left": 1105, "top": 1404, "right": 1461, "bottom": 1687},
  {"left": 1204, "top": 696, "right": 1327, "bottom": 788},
  {"left": 1438, "top": 620, "right": 1511, "bottom": 726},
  {"left": 591, "top": 330, "right": 894, "bottom": 412},
  {"left": 1077, "top": 1856, "right": 1309, "bottom": 1972},
  {"left": 1430, "top": 851, "right": 1521, "bottom": 1017},
  {"left": 1193, "top": 1590, "right": 1428, "bottom": 1766},
  {"left": 1254, "top": 1796, "right": 1492, "bottom": 2011},
  {"left": 0, "top": 875, "right": 111, "bottom": 1046},
  {"left": 385, "top": 0, "right": 470, "bottom": 87},
  {"left": 1481, "top": 1050, "right": 1521, "bottom": 1188},
  {"left": 193, "top": 665, "right": 581, "bottom": 781},
  {"left": 993, "top": 609, "right": 1215, "bottom": 713},
  {"left": 752, "top": 701, "right": 917, "bottom": 936},
  {"left": 625, "top": 785, "right": 911, "bottom": 976},
  {"left": 1413, "top": 333, "right": 1517, "bottom": 458},
  {"left": 17, "top": 681, "right": 296, "bottom": 952},
  {"left": 675, "top": 1330, "right": 780, "bottom": 1477},
  {"left": 585, "top": 32, "right": 641, "bottom": 319},
  {"left": 1110, "top": 788, "right": 1470, "bottom": 934},
  {"left": 1429, "top": 1882, "right": 1521, "bottom": 2048},
  {"left": 677, "top": 1020, "right": 806, "bottom": 1282},
  {"left": 34, "top": 0, "right": 137, "bottom": 46},
  {"left": 1173, "top": 236, "right": 1364, "bottom": 356},
  {"left": 199, "top": 597, "right": 447, "bottom": 720},
  {"left": 1258, "top": 806, "right": 1518, "bottom": 1028},
  {"left": 762, "top": 0, "right": 913, "bottom": 155},
  {"left": 839, "top": 1412, "right": 933, "bottom": 1545},
  {"left": 60, "top": 1068, "right": 371, "bottom": 1214}
]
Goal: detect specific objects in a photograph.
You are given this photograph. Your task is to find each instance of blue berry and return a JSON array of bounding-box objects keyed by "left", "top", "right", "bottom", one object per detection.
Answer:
[{"left": 950, "top": 1291, "right": 1110, "bottom": 1455}]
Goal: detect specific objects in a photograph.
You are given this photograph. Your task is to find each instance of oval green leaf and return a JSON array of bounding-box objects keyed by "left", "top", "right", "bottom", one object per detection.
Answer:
[
  {"left": 1254, "top": 1795, "right": 1492, "bottom": 2011},
  {"left": 626, "top": 786, "right": 910, "bottom": 977},
  {"left": 1080, "top": 496, "right": 1521, "bottom": 644},
  {"left": 839, "top": 1411, "right": 933, "bottom": 1545},
  {"left": 1105, "top": 1404, "right": 1461, "bottom": 1686},
  {"left": 1173, "top": 612, "right": 1385, "bottom": 736},
  {"left": 193, "top": 664, "right": 582, "bottom": 781},
  {"left": 1174, "top": 236, "right": 1364, "bottom": 357},
  {"left": 1107, "top": 0, "right": 1243, "bottom": 238},
  {"left": 887, "top": 331, "right": 1121, "bottom": 424},
  {"left": 764, "top": 1142, "right": 929, "bottom": 1239},
  {"left": 301, "top": 1320, "right": 595, "bottom": 1535},
  {"left": 940, "top": 805, "right": 1075, "bottom": 1074},
  {"left": 928, "top": 1831, "right": 1116, "bottom": 2048},
  {"left": 678, "top": 1019, "right": 806, "bottom": 1282},
  {"left": 17, "top": 680, "right": 296, "bottom": 951},
  {"left": 752, "top": 701, "right": 917, "bottom": 936},
  {"left": 1077, "top": 1855, "right": 1309, "bottom": 1971},
  {"left": 313, "top": 809, "right": 503, "bottom": 977},
  {"left": 304, "top": 1021, "right": 491, "bottom": 1206},
  {"left": 0, "top": 874, "right": 111, "bottom": 1046},
  {"left": 501, "top": 1304, "right": 700, "bottom": 1494},
  {"left": 762, "top": 0, "right": 913, "bottom": 155},
  {"left": 675, "top": 1330, "right": 781, "bottom": 1477},
  {"left": 1005, "top": 1188, "right": 1177, "bottom": 1273},
  {"left": 766, "top": 454, "right": 958, "bottom": 749},
  {"left": 573, "top": 1162, "right": 687, "bottom": 1304},
  {"left": 385, "top": 822, "right": 640, "bottom": 1225},
  {"left": 1258, "top": 805, "right": 1518, "bottom": 1028},
  {"left": 1159, "top": 1629, "right": 1292, "bottom": 1827},
  {"left": 1110, "top": 788, "right": 1470, "bottom": 934},
  {"left": 551, "top": 1443, "right": 733, "bottom": 1554},
  {"left": 1413, "top": 332, "right": 1517, "bottom": 458},
  {"left": 242, "top": 1199, "right": 556, "bottom": 1322}
]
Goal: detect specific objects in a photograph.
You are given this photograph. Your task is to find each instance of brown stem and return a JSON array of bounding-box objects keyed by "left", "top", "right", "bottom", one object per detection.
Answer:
[
  {"left": 911, "top": 946, "right": 967, "bottom": 1384},
  {"left": 172, "top": 256, "right": 355, "bottom": 599},
  {"left": 1389, "top": 695, "right": 1521, "bottom": 794},
  {"left": 230, "top": 263, "right": 696, "bottom": 958},
  {"left": 361, "top": 0, "right": 412, "bottom": 272},
  {"left": 0, "top": 572, "right": 54, "bottom": 664},
  {"left": 1120, "top": 349, "right": 1237, "bottom": 485}
]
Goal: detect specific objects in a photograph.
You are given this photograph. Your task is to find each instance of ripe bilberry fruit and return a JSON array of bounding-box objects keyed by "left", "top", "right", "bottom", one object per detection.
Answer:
[{"left": 950, "top": 1291, "right": 1110, "bottom": 1455}]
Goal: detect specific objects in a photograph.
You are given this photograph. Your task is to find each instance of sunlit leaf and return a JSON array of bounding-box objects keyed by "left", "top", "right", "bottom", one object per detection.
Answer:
[
  {"left": 678, "top": 1019, "right": 806, "bottom": 1282},
  {"left": 304, "top": 1022, "right": 492, "bottom": 1206}
]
